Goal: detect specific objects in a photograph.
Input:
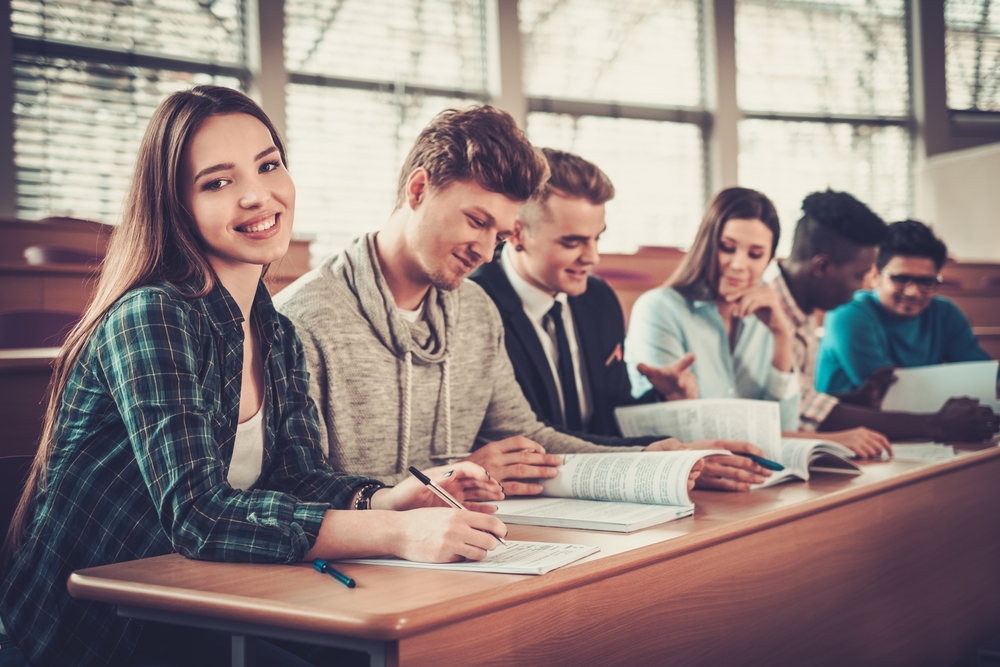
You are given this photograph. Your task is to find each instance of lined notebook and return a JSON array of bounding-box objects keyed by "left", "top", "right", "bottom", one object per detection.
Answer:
[{"left": 338, "top": 541, "right": 599, "bottom": 575}]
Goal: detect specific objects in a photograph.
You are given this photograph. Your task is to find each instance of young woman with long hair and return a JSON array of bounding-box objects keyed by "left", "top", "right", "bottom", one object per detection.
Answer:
[
  {"left": 0, "top": 85, "right": 505, "bottom": 667},
  {"left": 624, "top": 187, "right": 801, "bottom": 438}
]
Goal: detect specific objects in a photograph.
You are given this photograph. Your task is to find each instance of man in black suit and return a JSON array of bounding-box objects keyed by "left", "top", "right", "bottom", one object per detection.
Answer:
[{"left": 471, "top": 149, "right": 769, "bottom": 490}]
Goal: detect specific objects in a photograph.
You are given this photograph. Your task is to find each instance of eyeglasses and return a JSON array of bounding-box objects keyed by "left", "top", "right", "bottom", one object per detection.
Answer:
[{"left": 882, "top": 272, "right": 942, "bottom": 291}]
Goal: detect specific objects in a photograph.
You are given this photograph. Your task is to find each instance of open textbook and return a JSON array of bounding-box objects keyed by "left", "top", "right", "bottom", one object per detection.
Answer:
[
  {"left": 492, "top": 449, "right": 723, "bottom": 532},
  {"left": 881, "top": 360, "right": 1000, "bottom": 414},
  {"left": 615, "top": 399, "right": 861, "bottom": 488},
  {"left": 338, "top": 541, "right": 599, "bottom": 575}
]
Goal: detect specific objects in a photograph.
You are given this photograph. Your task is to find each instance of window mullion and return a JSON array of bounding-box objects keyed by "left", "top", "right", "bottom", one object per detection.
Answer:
[{"left": 705, "top": 0, "right": 740, "bottom": 197}]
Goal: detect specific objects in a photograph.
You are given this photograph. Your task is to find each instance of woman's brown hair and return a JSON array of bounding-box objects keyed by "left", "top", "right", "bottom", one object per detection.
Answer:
[
  {"left": 4, "top": 85, "right": 288, "bottom": 559},
  {"left": 668, "top": 187, "right": 780, "bottom": 300}
]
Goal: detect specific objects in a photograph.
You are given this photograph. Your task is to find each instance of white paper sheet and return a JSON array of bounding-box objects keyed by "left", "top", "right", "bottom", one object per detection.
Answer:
[
  {"left": 880, "top": 360, "right": 1000, "bottom": 413},
  {"left": 338, "top": 541, "right": 599, "bottom": 575},
  {"left": 615, "top": 399, "right": 783, "bottom": 461},
  {"left": 890, "top": 442, "right": 957, "bottom": 462}
]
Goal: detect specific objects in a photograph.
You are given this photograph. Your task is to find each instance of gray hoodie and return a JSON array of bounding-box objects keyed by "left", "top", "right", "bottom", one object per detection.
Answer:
[{"left": 274, "top": 233, "right": 639, "bottom": 484}]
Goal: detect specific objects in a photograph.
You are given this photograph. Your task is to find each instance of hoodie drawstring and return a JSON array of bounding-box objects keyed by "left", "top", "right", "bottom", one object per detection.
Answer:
[
  {"left": 441, "top": 355, "right": 452, "bottom": 460},
  {"left": 398, "top": 350, "right": 413, "bottom": 473}
]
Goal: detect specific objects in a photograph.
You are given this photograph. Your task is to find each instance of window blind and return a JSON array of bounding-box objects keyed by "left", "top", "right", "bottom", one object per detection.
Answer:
[
  {"left": 945, "top": 0, "right": 1000, "bottom": 111},
  {"left": 736, "top": 0, "right": 909, "bottom": 116},
  {"left": 285, "top": 0, "right": 488, "bottom": 92},
  {"left": 286, "top": 85, "right": 472, "bottom": 260},
  {"left": 519, "top": 0, "right": 703, "bottom": 107},
  {"left": 11, "top": 0, "right": 245, "bottom": 64},
  {"left": 527, "top": 112, "right": 704, "bottom": 253},
  {"left": 735, "top": 0, "right": 911, "bottom": 253},
  {"left": 10, "top": 0, "right": 248, "bottom": 223},
  {"left": 739, "top": 119, "right": 910, "bottom": 255},
  {"left": 284, "top": 0, "right": 491, "bottom": 260}
]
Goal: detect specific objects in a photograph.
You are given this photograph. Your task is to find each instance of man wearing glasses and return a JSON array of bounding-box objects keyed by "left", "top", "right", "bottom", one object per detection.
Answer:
[{"left": 816, "top": 220, "right": 993, "bottom": 403}]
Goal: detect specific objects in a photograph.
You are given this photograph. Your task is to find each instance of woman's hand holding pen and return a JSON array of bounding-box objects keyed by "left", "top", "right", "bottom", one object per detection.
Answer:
[
  {"left": 372, "top": 461, "right": 504, "bottom": 513},
  {"left": 463, "top": 437, "right": 562, "bottom": 496},
  {"left": 389, "top": 508, "right": 508, "bottom": 563}
]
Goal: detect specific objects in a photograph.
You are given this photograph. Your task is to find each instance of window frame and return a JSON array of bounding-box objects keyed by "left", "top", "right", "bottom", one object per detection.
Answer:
[{"left": 2, "top": 0, "right": 996, "bottom": 231}]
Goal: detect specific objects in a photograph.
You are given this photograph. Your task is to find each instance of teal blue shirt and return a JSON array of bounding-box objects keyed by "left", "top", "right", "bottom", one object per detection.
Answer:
[
  {"left": 624, "top": 287, "right": 801, "bottom": 432},
  {"left": 815, "top": 291, "right": 989, "bottom": 394}
]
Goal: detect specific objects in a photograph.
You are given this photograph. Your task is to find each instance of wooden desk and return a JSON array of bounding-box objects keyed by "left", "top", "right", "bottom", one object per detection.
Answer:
[
  {"left": 68, "top": 449, "right": 1000, "bottom": 667},
  {"left": 0, "top": 347, "right": 57, "bottom": 457}
]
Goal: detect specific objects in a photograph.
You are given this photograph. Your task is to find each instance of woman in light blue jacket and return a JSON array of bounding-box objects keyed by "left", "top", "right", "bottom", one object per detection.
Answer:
[{"left": 625, "top": 187, "right": 801, "bottom": 431}]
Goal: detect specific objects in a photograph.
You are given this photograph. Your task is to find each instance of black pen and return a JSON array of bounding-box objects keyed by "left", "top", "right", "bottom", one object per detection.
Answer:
[
  {"left": 735, "top": 452, "right": 785, "bottom": 471},
  {"left": 407, "top": 465, "right": 508, "bottom": 546},
  {"left": 313, "top": 558, "right": 356, "bottom": 588}
]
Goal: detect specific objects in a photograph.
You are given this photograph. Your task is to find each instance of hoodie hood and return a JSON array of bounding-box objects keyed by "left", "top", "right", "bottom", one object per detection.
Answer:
[{"left": 342, "top": 232, "right": 456, "bottom": 364}]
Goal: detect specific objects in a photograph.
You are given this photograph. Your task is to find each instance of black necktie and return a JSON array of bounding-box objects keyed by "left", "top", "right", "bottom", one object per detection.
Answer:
[{"left": 547, "top": 300, "right": 582, "bottom": 431}]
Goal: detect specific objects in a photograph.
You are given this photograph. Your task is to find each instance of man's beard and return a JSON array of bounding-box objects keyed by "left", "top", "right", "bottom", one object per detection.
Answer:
[{"left": 428, "top": 266, "right": 466, "bottom": 292}]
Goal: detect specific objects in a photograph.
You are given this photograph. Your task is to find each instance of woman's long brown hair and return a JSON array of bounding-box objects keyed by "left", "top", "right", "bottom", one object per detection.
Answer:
[
  {"left": 667, "top": 187, "right": 781, "bottom": 300},
  {"left": 4, "top": 85, "right": 288, "bottom": 560}
]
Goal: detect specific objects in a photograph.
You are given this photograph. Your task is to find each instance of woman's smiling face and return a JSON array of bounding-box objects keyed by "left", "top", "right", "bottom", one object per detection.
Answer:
[
  {"left": 715, "top": 218, "right": 774, "bottom": 299},
  {"left": 181, "top": 112, "right": 295, "bottom": 275}
]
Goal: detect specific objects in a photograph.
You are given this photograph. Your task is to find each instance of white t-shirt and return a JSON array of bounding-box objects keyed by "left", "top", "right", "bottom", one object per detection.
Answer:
[{"left": 228, "top": 401, "right": 265, "bottom": 490}]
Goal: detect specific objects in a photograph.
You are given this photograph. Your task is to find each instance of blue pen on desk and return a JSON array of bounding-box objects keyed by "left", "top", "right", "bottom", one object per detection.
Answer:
[
  {"left": 313, "top": 559, "right": 356, "bottom": 588},
  {"left": 735, "top": 452, "right": 785, "bottom": 471}
]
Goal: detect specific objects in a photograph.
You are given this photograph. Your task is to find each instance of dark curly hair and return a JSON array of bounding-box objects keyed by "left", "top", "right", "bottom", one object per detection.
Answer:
[
  {"left": 789, "top": 189, "right": 888, "bottom": 264},
  {"left": 877, "top": 220, "right": 949, "bottom": 270}
]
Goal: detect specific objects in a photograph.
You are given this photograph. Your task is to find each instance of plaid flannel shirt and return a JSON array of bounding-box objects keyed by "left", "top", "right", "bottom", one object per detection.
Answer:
[
  {"left": 1, "top": 279, "right": 375, "bottom": 667},
  {"left": 768, "top": 267, "right": 839, "bottom": 431}
]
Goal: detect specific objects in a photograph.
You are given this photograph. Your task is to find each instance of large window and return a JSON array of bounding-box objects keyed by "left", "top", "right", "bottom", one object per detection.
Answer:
[
  {"left": 735, "top": 0, "right": 912, "bottom": 253},
  {"left": 10, "top": 0, "right": 247, "bottom": 223},
  {"left": 284, "top": 0, "right": 492, "bottom": 260},
  {"left": 519, "top": 0, "right": 707, "bottom": 253},
  {"left": 945, "top": 0, "right": 1000, "bottom": 112},
  {"left": 6, "top": 0, "right": 931, "bottom": 257}
]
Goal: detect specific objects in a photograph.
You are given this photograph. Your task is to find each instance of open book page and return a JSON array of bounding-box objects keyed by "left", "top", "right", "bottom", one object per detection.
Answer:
[
  {"left": 754, "top": 439, "right": 861, "bottom": 488},
  {"left": 891, "top": 442, "right": 957, "bottom": 462},
  {"left": 615, "top": 399, "right": 783, "bottom": 461},
  {"left": 881, "top": 360, "right": 1000, "bottom": 413},
  {"left": 491, "top": 498, "right": 694, "bottom": 532},
  {"left": 540, "top": 450, "right": 725, "bottom": 506},
  {"left": 338, "top": 541, "right": 599, "bottom": 575}
]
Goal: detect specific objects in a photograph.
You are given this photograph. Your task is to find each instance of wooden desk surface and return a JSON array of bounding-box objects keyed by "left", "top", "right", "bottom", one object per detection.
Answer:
[{"left": 68, "top": 447, "right": 1000, "bottom": 666}]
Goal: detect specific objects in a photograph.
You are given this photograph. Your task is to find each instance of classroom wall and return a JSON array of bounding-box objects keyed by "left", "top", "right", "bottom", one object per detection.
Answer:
[{"left": 914, "top": 141, "right": 1000, "bottom": 261}]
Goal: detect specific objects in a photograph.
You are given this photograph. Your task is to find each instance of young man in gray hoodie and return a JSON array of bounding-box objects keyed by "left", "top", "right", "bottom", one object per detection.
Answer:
[{"left": 275, "top": 106, "right": 746, "bottom": 494}]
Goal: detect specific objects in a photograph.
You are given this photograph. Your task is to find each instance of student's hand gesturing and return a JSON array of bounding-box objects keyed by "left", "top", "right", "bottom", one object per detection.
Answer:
[
  {"left": 637, "top": 352, "right": 699, "bottom": 401},
  {"left": 463, "top": 437, "right": 562, "bottom": 496}
]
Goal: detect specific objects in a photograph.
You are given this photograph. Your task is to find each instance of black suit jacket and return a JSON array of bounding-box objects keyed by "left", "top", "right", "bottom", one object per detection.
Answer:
[{"left": 470, "top": 260, "right": 660, "bottom": 447}]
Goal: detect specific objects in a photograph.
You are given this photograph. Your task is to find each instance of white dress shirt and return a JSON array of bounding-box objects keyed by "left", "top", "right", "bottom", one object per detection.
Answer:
[{"left": 500, "top": 244, "right": 592, "bottom": 426}]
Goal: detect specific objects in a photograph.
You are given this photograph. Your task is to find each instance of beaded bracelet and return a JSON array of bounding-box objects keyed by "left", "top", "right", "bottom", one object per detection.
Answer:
[{"left": 353, "top": 482, "right": 385, "bottom": 511}]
